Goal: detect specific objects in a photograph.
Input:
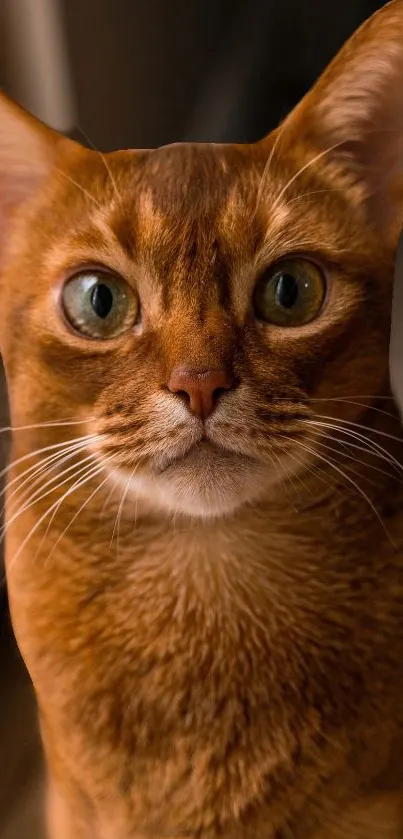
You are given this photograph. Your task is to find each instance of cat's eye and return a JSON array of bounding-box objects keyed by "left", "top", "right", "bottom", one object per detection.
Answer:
[
  {"left": 62, "top": 270, "right": 139, "bottom": 339},
  {"left": 253, "top": 258, "right": 326, "bottom": 327}
]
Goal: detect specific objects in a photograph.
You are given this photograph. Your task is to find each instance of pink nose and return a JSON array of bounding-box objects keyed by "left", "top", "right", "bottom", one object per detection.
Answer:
[{"left": 167, "top": 367, "right": 234, "bottom": 419}]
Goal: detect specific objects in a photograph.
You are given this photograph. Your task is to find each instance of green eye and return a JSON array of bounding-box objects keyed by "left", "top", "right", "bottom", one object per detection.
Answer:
[
  {"left": 62, "top": 271, "right": 139, "bottom": 339},
  {"left": 253, "top": 258, "right": 326, "bottom": 327}
]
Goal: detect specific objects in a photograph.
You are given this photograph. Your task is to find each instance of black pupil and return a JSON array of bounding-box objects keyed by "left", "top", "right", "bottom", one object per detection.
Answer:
[
  {"left": 275, "top": 273, "right": 299, "bottom": 309},
  {"left": 91, "top": 283, "right": 114, "bottom": 319}
]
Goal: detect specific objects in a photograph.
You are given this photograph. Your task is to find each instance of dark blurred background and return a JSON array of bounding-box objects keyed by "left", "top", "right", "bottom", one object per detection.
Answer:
[
  {"left": 0, "top": 0, "right": 386, "bottom": 151},
  {"left": 0, "top": 2, "right": 390, "bottom": 837}
]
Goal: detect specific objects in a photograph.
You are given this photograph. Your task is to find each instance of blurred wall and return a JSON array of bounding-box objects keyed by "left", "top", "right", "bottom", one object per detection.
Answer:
[{"left": 1, "top": 0, "right": 386, "bottom": 149}]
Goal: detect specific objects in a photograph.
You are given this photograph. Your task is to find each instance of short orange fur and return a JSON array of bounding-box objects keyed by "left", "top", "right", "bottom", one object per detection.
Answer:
[{"left": 1, "top": 3, "right": 403, "bottom": 837}]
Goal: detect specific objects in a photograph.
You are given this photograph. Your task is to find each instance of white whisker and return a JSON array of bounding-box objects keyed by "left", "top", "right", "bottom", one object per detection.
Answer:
[
  {"left": 44, "top": 467, "right": 113, "bottom": 566},
  {"left": 0, "top": 417, "right": 95, "bottom": 437},
  {"left": 7, "top": 452, "right": 96, "bottom": 518},
  {"left": 306, "top": 397, "right": 397, "bottom": 420},
  {"left": 283, "top": 186, "right": 350, "bottom": 207},
  {"left": 54, "top": 167, "right": 102, "bottom": 208},
  {"left": 7, "top": 461, "right": 109, "bottom": 578},
  {"left": 305, "top": 420, "right": 403, "bottom": 477},
  {"left": 312, "top": 434, "right": 403, "bottom": 484},
  {"left": 254, "top": 125, "right": 288, "bottom": 216},
  {"left": 99, "top": 477, "right": 119, "bottom": 522},
  {"left": 272, "top": 447, "right": 310, "bottom": 509},
  {"left": 76, "top": 124, "right": 122, "bottom": 204},
  {"left": 311, "top": 426, "right": 403, "bottom": 471},
  {"left": 311, "top": 413, "right": 403, "bottom": 444},
  {"left": 1, "top": 453, "right": 101, "bottom": 545},
  {"left": 310, "top": 395, "right": 396, "bottom": 401},
  {"left": 277, "top": 435, "right": 342, "bottom": 497},
  {"left": 271, "top": 140, "right": 346, "bottom": 215},
  {"left": 31, "top": 453, "right": 110, "bottom": 561},
  {"left": 2, "top": 434, "right": 99, "bottom": 487},
  {"left": 110, "top": 465, "right": 138, "bottom": 551},
  {"left": 4, "top": 438, "right": 95, "bottom": 511},
  {"left": 293, "top": 437, "right": 397, "bottom": 547}
]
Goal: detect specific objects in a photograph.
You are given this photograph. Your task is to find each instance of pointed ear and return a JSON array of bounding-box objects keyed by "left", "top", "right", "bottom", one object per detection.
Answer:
[
  {"left": 0, "top": 92, "right": 70, "bottom": 260},
  {"left": 281, "top": 0, "right": 403, "bottom": 242}
]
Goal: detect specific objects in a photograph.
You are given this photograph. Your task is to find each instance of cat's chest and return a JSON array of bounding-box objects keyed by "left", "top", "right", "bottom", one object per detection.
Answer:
[
  {"left": 12, "top": 521, "right": 308, "bottom": 834},
  {"left": 7, "top": 508, "right": 403, "bottom": 837},
  {"left": 8, "top": 511, "right": 325, "bottom": 738},
  {"left": 8, "top": 507, "right": 402, "bottom": 699}
]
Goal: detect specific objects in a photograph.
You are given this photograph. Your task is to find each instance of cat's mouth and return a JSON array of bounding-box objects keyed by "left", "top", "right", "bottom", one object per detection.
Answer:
[
  {"left": 154, "top": 438, "right": 255, "bottom": 475},
  {"left": 108, "top": 435, "right": 274, "bottom": 518}
]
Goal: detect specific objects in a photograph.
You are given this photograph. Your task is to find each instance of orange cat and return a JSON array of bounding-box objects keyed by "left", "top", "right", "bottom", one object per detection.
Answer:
[{"left": 1, "top": 2, "right": 403, "bottom": 837}]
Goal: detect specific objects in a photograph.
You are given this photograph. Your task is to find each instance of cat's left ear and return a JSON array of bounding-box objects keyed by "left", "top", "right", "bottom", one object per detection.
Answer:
[
  {"left": 0, "top": 92, "right": 73, "bottom": 259},
  {"left": 280, "top": 0, "right": 403, "bottom": 243}
]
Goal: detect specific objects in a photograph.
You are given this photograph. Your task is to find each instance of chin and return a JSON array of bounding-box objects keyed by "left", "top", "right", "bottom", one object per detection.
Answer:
[{"left": 113, "top": 445, "right": 274, "bottom": 519}]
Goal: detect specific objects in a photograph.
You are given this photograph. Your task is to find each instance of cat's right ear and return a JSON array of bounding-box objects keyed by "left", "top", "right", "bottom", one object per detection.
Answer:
[
  {"left": 272, "top": 1, "right": 403, "bottom": 247},
  {"left": 0, "top": 92, "right": 73, "bottom": 260}
]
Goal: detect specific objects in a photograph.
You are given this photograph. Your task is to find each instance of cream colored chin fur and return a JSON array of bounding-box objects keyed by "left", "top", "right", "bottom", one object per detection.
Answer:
[{"left": 109, "top": 451, "right": 273, "bottom": 518}]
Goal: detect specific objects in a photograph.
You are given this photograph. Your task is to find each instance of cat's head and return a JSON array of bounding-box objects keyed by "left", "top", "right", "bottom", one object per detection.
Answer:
[{"left": 0, "top": 1, "right": 402, "bottom": 519}]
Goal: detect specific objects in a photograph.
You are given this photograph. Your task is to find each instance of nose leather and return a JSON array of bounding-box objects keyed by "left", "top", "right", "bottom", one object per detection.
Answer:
[{"left": 167, "top": 367, "right": 234, "bottom": 419}]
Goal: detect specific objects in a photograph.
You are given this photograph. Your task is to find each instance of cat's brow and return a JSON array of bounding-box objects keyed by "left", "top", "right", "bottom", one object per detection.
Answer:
[
  {"left": 110, "top": 191, "right": 167, "bottom": 261},
  {"left": 44, "top": 215, "right": 133, "bottom": 276}
]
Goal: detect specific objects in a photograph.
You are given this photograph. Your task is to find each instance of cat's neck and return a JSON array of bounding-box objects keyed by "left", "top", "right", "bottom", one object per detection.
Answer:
[{"left": 53, "top": 446, "right": 401, "bottom": 624}]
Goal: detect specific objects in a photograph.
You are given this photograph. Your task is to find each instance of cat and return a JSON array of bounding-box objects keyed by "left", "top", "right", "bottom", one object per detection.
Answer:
[{"left": 1, "top": 1, "right": 403, "bottom": 837}]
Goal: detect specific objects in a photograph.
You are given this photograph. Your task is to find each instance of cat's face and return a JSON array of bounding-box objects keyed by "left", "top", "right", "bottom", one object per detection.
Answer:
[
  {"left": 0, "top": 2, "right": 402, "bottom": 519},
  {"left": 0, "top": 140, "right": 393, "bottom": 518}
]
